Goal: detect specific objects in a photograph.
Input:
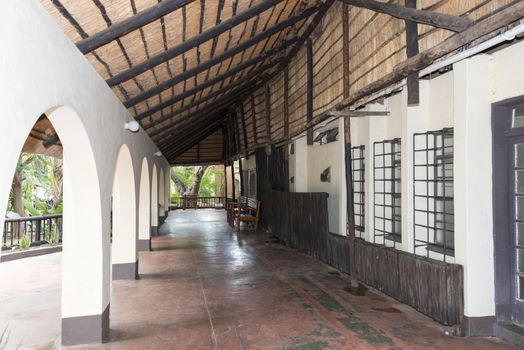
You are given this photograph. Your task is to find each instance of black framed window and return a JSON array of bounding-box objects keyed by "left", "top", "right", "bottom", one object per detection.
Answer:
[
  {"left": 351, "top": 145, "right": 365, "bottom": 238},
  {"left": 413, "top": 128, "right": 454, "bottom": 261},
  {"left": 373, "top": 138, "right": 401, "bottom": 247},
  {"left": 314, "top": 127, "right": 339, "bottom": 145}
]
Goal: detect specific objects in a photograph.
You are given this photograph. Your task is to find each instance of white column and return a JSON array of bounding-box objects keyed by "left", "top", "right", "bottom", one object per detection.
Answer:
[
  {"left": 453, "top": 55, "right": 496, "bottom": 322},
  {"left": 401, "top": 82, "right": 430, "bottom": 253}
]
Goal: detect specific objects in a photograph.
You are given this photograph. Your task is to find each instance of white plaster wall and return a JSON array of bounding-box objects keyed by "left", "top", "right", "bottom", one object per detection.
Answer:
[
  {"left": 292, "top": 137, "right": 309, "bottom": 193},
  {"left": 306, "top": 119, "right": 346, "bottom": 235},
  {"left": 0, "top": 0, "right": 170, "bottom": 319}
]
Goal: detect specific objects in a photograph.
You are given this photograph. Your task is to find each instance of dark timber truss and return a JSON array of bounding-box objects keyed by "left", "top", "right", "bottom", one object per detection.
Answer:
[{"left": 42, "top": 0, "right": 524, "bottom": 164}]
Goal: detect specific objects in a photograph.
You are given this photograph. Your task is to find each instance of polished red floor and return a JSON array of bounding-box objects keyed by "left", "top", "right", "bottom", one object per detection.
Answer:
[{"left": 0, "top": 209, "right": 516, "bottom": 349}]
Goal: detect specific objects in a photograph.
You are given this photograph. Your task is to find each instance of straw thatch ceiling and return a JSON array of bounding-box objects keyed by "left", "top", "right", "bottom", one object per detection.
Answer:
[
  {"left": 22, "top": 115, "right": 63, "bottom": 159},
  {"left": 40, "top": 0, "right": 323, "bottom": 163}
]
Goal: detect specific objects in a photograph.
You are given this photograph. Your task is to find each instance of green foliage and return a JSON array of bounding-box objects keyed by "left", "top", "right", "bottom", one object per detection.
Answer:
[
  {"left": 19, "top": 235, "right": 30, "bottom": 250},
  {"left": 170, "top": 166, "right": 219, "bottom": 197},
  {"left": 8, "top": 153, "right": 63, "bottom": 217},
  {"left": 47, "top": 226, "right": 59, "bottom": 246}
]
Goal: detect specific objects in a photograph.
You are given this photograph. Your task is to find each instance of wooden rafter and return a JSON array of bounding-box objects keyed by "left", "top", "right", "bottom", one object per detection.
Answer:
[
  {"left": 132, "top": 43, "right": 291, "bottom": 120},
  {"left": 298, "top": 1, "right": 524, "bottom": 135},
  {"left": 338, "top": 0, "right": 472, "bottom": 32},
  {"left": 106, "top": 0, "right": 284, "bottom": 86},
  {"left": 153, "top": 93, "right": 242, "bottom": 141},
  {"left": 76, "top": 0, "right": 194, "bottom": 53},
  {"left": 125, "top": 37, "right": 297, "bottom": 107}
]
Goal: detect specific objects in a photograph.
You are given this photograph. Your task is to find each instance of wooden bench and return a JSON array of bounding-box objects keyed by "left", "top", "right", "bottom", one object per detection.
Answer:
[{"left": 234, "top": 198, "right": 260, "bottom": 232}]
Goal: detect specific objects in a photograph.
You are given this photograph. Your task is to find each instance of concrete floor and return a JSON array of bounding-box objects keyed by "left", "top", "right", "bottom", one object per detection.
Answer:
[{"left": 0, "top": 209, "right": 517, "bottom": 349}]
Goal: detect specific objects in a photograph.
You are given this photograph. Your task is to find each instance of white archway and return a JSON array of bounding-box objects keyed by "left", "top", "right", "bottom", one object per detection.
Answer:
[
  {"left": 111, "top": 144, "right": 137, "bottom": 280},
  {"left": 138, "top": 157, "right": 151, "bottom": 251},
  {"left": 159, "top": 168, "right": 165, "bottom": 222},
  {"left": 39, "top": 106, "right": 107, "bottom": 345},
  {"left": 151, "top": 164, "right": 158, "bottom": 234}
]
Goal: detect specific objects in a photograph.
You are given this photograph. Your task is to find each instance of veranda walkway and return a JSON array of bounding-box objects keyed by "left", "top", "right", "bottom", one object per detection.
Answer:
[{"left": 0, "top": 209, "right": 515, "bottom": 349}]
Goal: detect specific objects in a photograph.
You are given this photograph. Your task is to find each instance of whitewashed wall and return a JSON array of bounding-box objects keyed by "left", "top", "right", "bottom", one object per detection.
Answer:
[
  {"left": 0, "top": 0, "right": 170, "bottom": 325},
  {"left": 345, "top": 40, "right": 524, "bottom": 323}
]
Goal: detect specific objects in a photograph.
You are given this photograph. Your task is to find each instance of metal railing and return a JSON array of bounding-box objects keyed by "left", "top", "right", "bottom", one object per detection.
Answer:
[
  {"left": 2, "top": 214, "right": 63, "bottom": 250},
  {"left": 171, "top": 196, "right": 225, "bottom": 209}
]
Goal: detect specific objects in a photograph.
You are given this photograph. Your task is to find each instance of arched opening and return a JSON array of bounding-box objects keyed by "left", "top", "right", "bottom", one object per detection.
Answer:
[
  {"left": 151, "top": 164, "right": 158, "bottom": 235},
  {"left": 138, "top": 157, "right": 151, "bottom": 251},
  {"left": 1, "top": 106, "right": 107, "bottom": 346},
  {"left": 111, "top": 144, "right": 137, "bottom": 280},
  {"left": 159, "top": 168, "right": 165, "bottom": 223}
]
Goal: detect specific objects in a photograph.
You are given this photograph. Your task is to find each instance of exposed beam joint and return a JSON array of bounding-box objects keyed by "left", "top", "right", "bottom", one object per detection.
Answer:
[{"left": 338, "top": 0, "right": 472, "bottom": 32}]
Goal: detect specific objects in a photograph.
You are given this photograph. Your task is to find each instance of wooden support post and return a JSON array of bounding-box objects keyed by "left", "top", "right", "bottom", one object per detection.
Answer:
[
  {"left": 230, "top": 162, "right": 236, "bottom": 201},
  {"left": 342, "top": 1, "right": 358, "bottom": 288},
  {"left": 342, "top": 2, "right": 350, "bottom": 99},
  {"left": 306, "top": 38, "right": 314, "bottom": 145},
  {"left": 239, "top": 157, "right": 245, "bottom": 196},
  {"left": 405, "top": 0, "right": 420, "bottom": 105},
  {"left": 224, "top": 161, "right": 228, "bottom": 207},
  {"left": 234, "top": 111, "right": 242, "bottom": 155},
  {"left": 283, "top": 66, "right": 290, "bottom": 138},
  {"left": 251, "top": 94, "right": 258, "bottom": 146},
  {"left": 222, "top": 126, "right": 227, "bottom": 161},
  {"left": 239, "top": 103, "right": 249, "bottom": 152},
  {"left": 265, "top": 84, "right": 272, "bottom": 146}
]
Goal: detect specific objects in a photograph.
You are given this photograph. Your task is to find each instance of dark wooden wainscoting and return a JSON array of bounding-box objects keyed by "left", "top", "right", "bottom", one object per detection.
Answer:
[
  {"left": 267, "top": 190, "right": 351, "bottom": 274},
  {"left": 353, "top": 239, "right": 463, "bottom": 328},
  {"left": 265, "top": 190, "right": 463, "bottom": 329}
]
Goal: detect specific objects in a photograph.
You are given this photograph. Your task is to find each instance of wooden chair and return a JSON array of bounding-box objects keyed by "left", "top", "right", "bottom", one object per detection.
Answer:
[
  {"left": 234, "top": 198, "right": 260, "bottom": 232},
  {"left": 227, "top": 196, "right": 246, "bottom": 226}
]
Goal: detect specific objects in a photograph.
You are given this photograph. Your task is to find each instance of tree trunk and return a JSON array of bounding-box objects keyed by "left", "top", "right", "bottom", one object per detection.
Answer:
[
  {"left": 170, "top": 169, "right": 187, "bottom": 195},
  {"left": 170, "top": 166, "right": 208, "bottom": 196},
  {"left": 12, "top": 170, "right": 24, "bottom": 216},
  {"left": 187, "top": 166, "right": 208, "bottom": 195}
]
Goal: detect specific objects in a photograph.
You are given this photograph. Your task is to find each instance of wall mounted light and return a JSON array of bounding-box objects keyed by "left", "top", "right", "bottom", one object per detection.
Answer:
[
  {"left": 154, "top": 150, "right": 162, "bottom": 157},
  {"left": 125, "top": 120, "right": 140, "bottom": 133}
]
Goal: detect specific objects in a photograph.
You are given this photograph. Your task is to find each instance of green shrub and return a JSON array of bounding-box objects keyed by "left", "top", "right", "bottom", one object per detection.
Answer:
[
  {"left": 48, "top": 227, "right": 59, "bottom": 246},
  {"left": 19, "top": 235, "right": 30, "bottom": 250}
]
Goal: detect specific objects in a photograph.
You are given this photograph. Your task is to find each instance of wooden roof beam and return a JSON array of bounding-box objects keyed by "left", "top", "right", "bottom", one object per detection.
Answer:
[
  {"left": 164, "top": 120, "right": 226, "bottom": 160},
  {"left": 125, "top": 37, "right": 296, "bottom": 108},
  {"left": 133, "top": 51, "right": 288, "bottom": 122},
  {"left": 153, "top": 93, "right": 242, "bottom": 142},
  {"left": 124, "top": 5, "right": 318, "bottom": 108},
  {"left": 107, "top": 0, "right": 284, "bottom": 86},
  {"left": 299, "top": 1, "right": 524, "bottom": 136},
  {"left": 76, "top": 0, "right": 194, "bottom": 53},
  {"left": 338, "top": 0, "right": 472, "bottom": 32}
]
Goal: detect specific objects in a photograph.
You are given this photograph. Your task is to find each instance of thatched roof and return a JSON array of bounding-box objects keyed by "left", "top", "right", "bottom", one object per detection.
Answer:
[
  {"left": 39, "top": 0, "right": 524, "bottom": 164},
  {"left": 41, "top": 0, "right": 320, "bottom": 163}
]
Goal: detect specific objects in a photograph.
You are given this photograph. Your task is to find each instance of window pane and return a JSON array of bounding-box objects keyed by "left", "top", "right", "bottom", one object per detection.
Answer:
[
  {"left": 518, "top": 275, "right": 524, "bottom": 300},
  {"left": 515, "top": 144, "right": 524, "bottom": 168},
  {"left": 512, "top": 104, "right": 524, "bottom": 128},
  {"left": 516, "top": 196, "right": 524, "bottom": 221},
  {"left": 517, "top": 222, "right": 524, "bottom": 247},
  {"left": 518, "top": 248, "right": 524, "bottom": 274},
  {"left": 517, "top": 170, "right": 524, "bottom": 194}
]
